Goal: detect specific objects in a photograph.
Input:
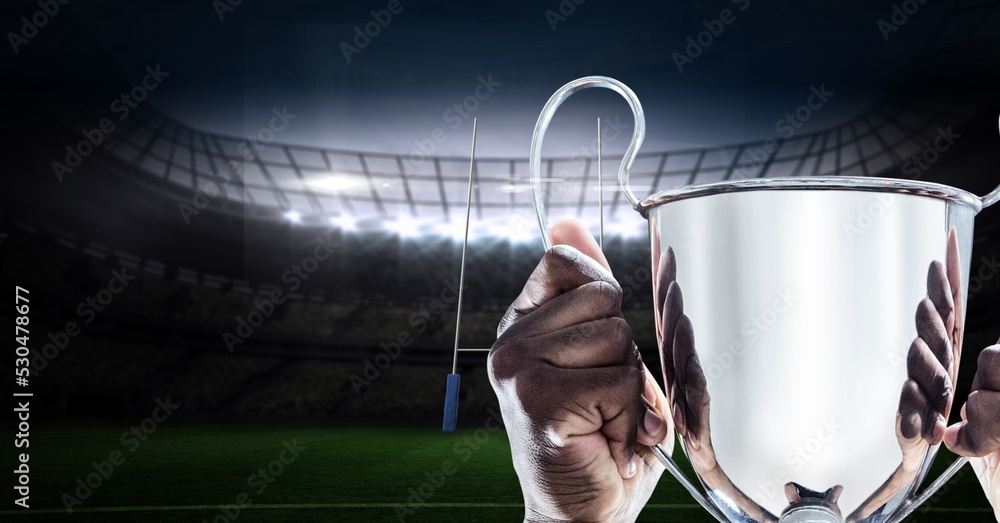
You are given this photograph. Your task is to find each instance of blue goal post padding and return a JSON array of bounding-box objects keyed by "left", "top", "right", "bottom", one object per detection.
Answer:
[{"left": 442, "top": 373, "right": 461, "bottom": 432}]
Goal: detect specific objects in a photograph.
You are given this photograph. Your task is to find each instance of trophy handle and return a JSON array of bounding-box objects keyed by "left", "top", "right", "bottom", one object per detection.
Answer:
[
  {"left": 976, "top": 115, "right": 1000, "bottom": 209},
  {"left": 980, "top": 186, "right": 1000, "bottom": 209},
  {"left": 884, "top": 456, "right": 969, "bottom": 522},
  {"left": 529, "top": 75, "right": 646, "bottom": 250},
  {"left": 652, "top": 443, "right": 730, "bottom": 522}
]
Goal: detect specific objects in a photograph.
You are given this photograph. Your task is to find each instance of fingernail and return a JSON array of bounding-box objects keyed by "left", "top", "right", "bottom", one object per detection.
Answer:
[
  {"left": 687, "top": 432, "right": 701, "bottom": 451},
  {"left": 944, "top": 428, "right": 958, "bottom": 447},
  {"left": 644, "top": 408, "right": 665, "bottom": 437},
  {"left": 643, "top": 380, "right": 657, "bottom": 404},
  {"left": 672, "top": 402, "right": 684, "bottom": 430},
  {"left": 626, "top": 457, "right": 638, "bottom": 478},
  {"left": 933, "top": 415, "right": 948, "bottom": 442}
]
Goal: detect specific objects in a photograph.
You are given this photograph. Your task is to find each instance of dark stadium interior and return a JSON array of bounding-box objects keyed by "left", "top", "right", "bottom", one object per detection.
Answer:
[{"left": 4, "top": 0, "right": 1000, "bottom": 520}]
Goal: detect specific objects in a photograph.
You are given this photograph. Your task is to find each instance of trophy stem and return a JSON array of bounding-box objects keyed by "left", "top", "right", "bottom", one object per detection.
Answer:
[
  {"left": 652, "top": 443, "right": 729, "bottom": 522},
  {"left": 884, "top": 457, "right": 969, "bottom": 523}
]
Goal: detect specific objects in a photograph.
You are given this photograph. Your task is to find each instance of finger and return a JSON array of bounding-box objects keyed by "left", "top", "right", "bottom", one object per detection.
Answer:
[
  {"left": 971, "top": 346, "right": 1000, "bottom": 392},
  {"left": 906, "top": 337, "right": 953, "bottom": 416},
  {"left": 654, "top": 247, "right": 677, "bottom": 324},
  {"left": 498, "top": 243, "right": 618, "bottom": 337},
  {"left": 498, "top": 280, "right": 622, "bottom": 341},
  {"left": 494, "top": 317, "right": 635, "bottom": 374},
  {"left": 551, "top": 219, "right": 610, "bottom": 270},
  {"left": 944, "top": 390, "right": 1000, "bottom": 457},
  {"left": 898, "top": 378, "right": 943, "bottom": 442},
  {"left": 649, "top": 227, "right": 662, "bottom": 331},
  {"left": 915, "top": 297, "right": 953, "bottom": 371},
  {"left": 927, "top": 260, "right": 955, "bottom": 334},
  {"left": 602, "top": 366, "right": 644, "bottom": 479},
  {"left": 637, "top": 403, "right": 669, "bottom": 449},
  {"left": 673, "top": 314, "right": 709, "bottom": 450},
  {"left": 660, "top": 281, "right": 684, "bottom": 390},
  {"left": 638, "top": 365, "right": 672, "bottom": 448},
  {"left": 946, "top": 227, "right": 964, "bottom": 353}
]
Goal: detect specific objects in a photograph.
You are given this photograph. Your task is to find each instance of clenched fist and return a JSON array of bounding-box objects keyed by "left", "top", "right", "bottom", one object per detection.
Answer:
[
  {"left": 946, "top": 345, "right": 1000, "bottom": 520},
  {"left": 489, "top": 220, "right": 672, "bottom": 523}
]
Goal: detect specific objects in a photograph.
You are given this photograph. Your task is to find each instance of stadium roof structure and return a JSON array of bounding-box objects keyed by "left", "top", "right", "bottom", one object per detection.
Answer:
[
  {"left": 88, "top": 89, "right": 985, "bottom": 239},
  {"left": 28, "top": 0, "right": 994, "bottom": 243}
]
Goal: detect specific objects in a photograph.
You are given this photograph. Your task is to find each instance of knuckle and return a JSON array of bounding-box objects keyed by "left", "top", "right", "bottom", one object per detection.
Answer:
[
  {"left": 609, "top": 316, "right": 633, "bottom": 347},
  {"left": 581, "top": 280, "right": 620, "bottom": 313},
  {"left": 487, "top": 348, "right": 508, "bottom": 383},
  {"left": 622, "top": 365, "right": 644, "bottom": 393},
  {"left": 593, "top": 279, "right": 623, "bottom": 307},
  {"left": 544, "top": 244, "right": 580, "bottom": 272},
  {"left": 966, "top": 392, "right": 1000, "bottom": 427},
  {"left": 964, "top": 394, "right": 996, "bottom": 452},
  {"left": 488, "top": 337, "right": 521, "bottom": 381},
  {"left": 932, "top": 371, "right": 953, "bottom": 400},
  {"left": 915, "top": 298, "right": 936, "bottom": 324},
  {"left": 978, "top": 346, "right": 1000, "bottom": 372}
]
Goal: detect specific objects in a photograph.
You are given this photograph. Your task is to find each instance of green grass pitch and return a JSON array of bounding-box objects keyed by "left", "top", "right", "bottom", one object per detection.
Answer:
[{"left": 3, "top": 421, "right": 994, "bottom": 522}]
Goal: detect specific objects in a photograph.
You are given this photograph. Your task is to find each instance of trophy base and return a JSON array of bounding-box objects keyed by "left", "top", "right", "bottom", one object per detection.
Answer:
[
  {"left": 779, "top": 483, "right": 844, "bottom": 523},
  {"left": 778, "top": 504, "right": 843, "bottom": 523}
]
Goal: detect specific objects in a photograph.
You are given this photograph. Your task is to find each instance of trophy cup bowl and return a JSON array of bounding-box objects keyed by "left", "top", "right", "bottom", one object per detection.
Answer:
[{"left": 528, "top": 76, "right": 1000, "bottom": 522}]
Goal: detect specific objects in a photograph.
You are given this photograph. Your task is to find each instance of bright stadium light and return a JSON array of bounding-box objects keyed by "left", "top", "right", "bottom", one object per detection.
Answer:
[
  {"left": 283, "top": 210, "right": 302, "bottom": 223},
  {"left": 330, "top": 215, "right": 356, "bottom": 231},
  {"left": 507, "top": 215, "right": 537, "bottom": 242},
  {"left": 434, "top": 221, "right": 468, "bottom": 241},
  {"left": 308, "top": 175, "right": 360, "bottom": 193},
  {"left": 387, "top": 219, "right": 420, "bottom": 238},
  {"left": 606, "top": 219, "right": 645, "bottom": 238}
]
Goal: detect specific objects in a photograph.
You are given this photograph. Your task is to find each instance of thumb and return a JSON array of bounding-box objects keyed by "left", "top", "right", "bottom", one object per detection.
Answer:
[{"left": 551, "top": 219, "right": 611, "bottom": 270}]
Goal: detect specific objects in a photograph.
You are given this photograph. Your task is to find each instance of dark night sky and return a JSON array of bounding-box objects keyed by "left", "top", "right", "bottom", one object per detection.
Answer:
[{"left": 36, "top": 0, "right": 970, "bottom": 157}]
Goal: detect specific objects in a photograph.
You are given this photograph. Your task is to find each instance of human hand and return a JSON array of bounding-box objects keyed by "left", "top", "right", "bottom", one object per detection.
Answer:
[
  {"left": 945, "top": 344, "right": 1000, "bottom": 520},
  {"left": 489, "top": 220, "right": 672, "bottom": 523}
]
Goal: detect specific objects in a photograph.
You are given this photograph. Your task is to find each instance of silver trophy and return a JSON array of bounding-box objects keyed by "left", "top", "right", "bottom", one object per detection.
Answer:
[{"left": 528, "top": 76, "right": 1000, "bottom": 522}]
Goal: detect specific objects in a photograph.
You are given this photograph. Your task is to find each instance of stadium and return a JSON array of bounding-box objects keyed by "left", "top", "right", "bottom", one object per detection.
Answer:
[{"left": 4, "top": 0, "right": 1000, "bottom": 521}]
